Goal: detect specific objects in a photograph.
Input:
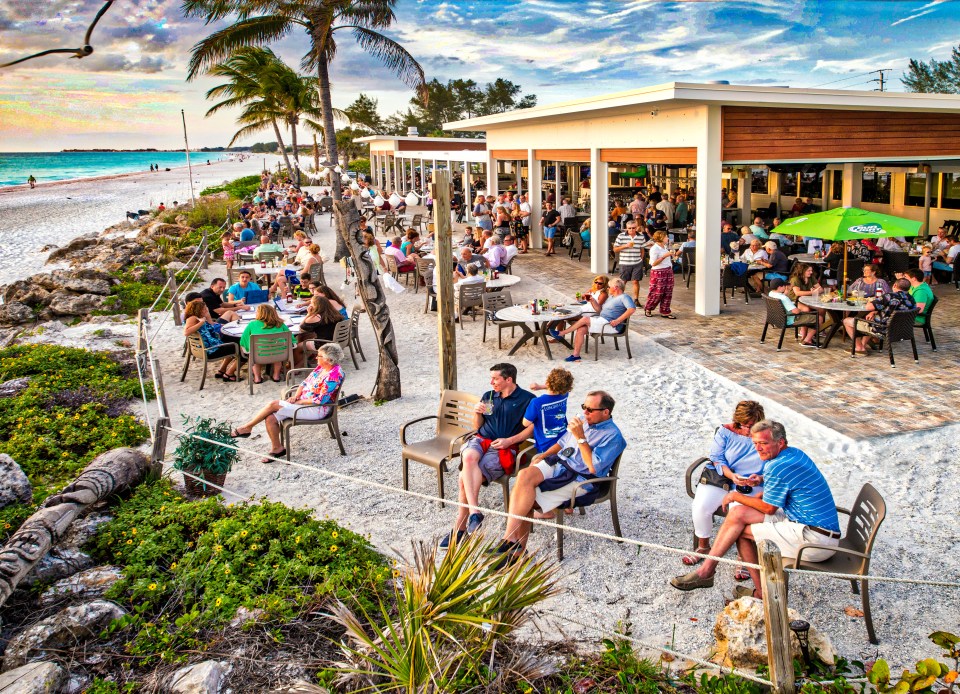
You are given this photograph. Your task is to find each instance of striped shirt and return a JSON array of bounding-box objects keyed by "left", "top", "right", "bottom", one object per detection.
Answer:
[
  {"left": 761, "top": 447, "right": 840, "bottom": 532},
  {"left": 615, "top": 232, "right": 645, "bottom": 266}
]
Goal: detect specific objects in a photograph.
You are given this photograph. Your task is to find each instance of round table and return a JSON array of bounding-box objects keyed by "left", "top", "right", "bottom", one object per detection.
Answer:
[
  {"left": 799, "top": 295, "right": 869, "bottom": 348},
  {"left": 222, "top": 314, "right": 304, "bottom": 338},
  {"left": 788, "top": 253, "right": 828, "bottom": 265},
  {"left": 494, "top": 304, "right": 584, "bottom": 360},
  {"left": 234, "top": 264, "right": 285, "bottom": 279},
  {"left": 485, "top": 274, "right": 521, "bottom": 290}
]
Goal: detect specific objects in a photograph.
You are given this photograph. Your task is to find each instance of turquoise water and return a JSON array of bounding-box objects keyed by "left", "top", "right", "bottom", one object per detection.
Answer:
[{"left": 0, "top": 151, "right": 225, "bottom": 187}]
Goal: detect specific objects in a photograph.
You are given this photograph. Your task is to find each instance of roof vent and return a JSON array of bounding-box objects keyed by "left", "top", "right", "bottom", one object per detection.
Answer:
[{"left": 407, "top": 126, "right": 419, "bottom": 137}]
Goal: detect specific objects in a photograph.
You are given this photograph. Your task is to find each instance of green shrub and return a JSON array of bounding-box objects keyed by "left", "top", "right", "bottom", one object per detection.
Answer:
[
  {"left": 200, "top": 174, "right": 262, "bottom": 200},
  {"left": 349, "top": 158, "right": 370, "bottom": 176},
  {"left": 0, "top": 345, "right": 150, "bottom": 541},
  {"left": 90, "top": 480, "right": 389, "bottom": 663},
  {"left": 172, "top": 415, "right": 238, "bottom": 475}
]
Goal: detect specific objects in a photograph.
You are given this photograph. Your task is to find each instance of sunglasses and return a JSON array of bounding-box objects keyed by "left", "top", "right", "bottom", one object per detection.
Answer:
[{"left": 581, "top": 404, "right": 606, "bottom": 413}]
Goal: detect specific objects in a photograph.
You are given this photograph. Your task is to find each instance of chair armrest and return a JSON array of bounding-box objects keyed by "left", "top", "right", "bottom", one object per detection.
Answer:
[
  {"left": 291, "top": 402, "right": 325, "bottom": 425},
  {"left": 567, "top": 474, "right": 617, "bottom": 506},
  {"left": 447, "top": 429, "right": 477, "bottom": 458},
  {"left": 794, "top": 543, "right": 870, "bottom": 569},
  {"left": 836, "top": 506, "right": 851, "bottom": 516},
  {"left": 685, "top": 457, "right": 711, "bottom": 499},
  {"left": 515, "top": 440, "right": 537, "bottom": 472},
  {"left": 399, "top": 415, "right": 438, "bottom": 445},
  {"left": 285, "top": 368, "right": 314, "bottom": 387}
]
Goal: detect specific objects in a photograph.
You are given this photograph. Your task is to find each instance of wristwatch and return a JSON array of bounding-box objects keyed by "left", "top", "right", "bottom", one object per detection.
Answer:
[{"left": 576, "top": 437, "right": 587, "bottom": 445}]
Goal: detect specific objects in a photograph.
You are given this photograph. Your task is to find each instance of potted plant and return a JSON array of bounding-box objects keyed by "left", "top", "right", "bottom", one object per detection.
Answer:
[{"left": 173, "top": 415, "right": 238, "bottom": 497}]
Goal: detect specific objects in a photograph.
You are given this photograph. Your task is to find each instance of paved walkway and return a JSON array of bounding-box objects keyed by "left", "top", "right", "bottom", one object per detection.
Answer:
[{"left": 509, "top": 245, "right": 959, "bottom": 439}]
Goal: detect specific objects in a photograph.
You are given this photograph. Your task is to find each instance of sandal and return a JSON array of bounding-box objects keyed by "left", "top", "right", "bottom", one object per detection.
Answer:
[
  {"left": 682, "top": 547, "right": 710, "bottom": 566},
  {"left": 734, "top": 568, "right": 751, "bottom": 581},
  {"left": 260, "top": 448, "right": 286, "bottom": 464},
  {"left": 214, "top": 371, "right": 226, "bottom": 379},
  {"left": 660, "top": 314, "right": 677, "bottom": 320},
  {"left": 252, "top": 376, "right": 264, "bottom": 384},
  {"left": 230, "top": 428, "right": 251, "bottom": 438},
  {"left": 223, "top": 374, "right": 237, "bottom": 382},
  {"left": 644, "top": 310, "right": 653, "bottom": 317}
]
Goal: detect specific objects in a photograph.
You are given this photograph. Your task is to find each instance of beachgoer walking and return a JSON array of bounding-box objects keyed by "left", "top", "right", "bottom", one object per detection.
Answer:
[{"left": 27, "top": 175, "right": 36, "bottom": 189}]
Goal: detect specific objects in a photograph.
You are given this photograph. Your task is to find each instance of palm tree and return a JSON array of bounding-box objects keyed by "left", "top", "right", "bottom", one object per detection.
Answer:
[{"left": 183, "top": 0, "right": 425, "bottom": 205}]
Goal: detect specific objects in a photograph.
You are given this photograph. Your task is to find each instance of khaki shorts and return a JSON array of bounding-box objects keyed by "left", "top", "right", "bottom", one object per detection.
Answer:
[{"left": 750, "top": 509, "right": 838, "bottom": 562}]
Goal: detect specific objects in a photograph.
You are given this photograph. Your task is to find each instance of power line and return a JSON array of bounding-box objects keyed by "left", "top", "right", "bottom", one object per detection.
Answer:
[
  {"left": 809, "top": 70, "right": 875, "bottom": 88},
  {"left": 871, "top": 68, "right": 893, "bottom": 92}
]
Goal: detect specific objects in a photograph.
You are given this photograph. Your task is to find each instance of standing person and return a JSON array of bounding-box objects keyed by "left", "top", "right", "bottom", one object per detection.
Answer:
[
  {"left": 27, "top": 175, "right": 37, "bottom": 189},
  {"left": 644, "top": 231, "right": 677, "bottom": 319},
  {"left": 919, "top": 245, "right": 935, "bottom": 284},
  {"left": 517, "top": 194, "right": 532, "bottom": 253},
  {"left": 613, "top": 220, "right": 646, "bottom": 302},
  {"left": 671, "top": 420, "right": 840, "bottom": 600},
  {"left": 443, "top": 364, "right": 535, "bottom": 545},
  {"left": 220, "top": 231, "right": 236, "bottom": 271},
  {"left": 473, "top": 194, "right": 492, "bottom": 233},
  {"left": 540, "top": 202, "right": 561, "bottom": 256}
]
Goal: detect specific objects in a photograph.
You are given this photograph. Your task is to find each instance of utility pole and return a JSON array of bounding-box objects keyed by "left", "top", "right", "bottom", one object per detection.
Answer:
[{"left": 870, "top": 69, "right": 892, "bottom": 92}]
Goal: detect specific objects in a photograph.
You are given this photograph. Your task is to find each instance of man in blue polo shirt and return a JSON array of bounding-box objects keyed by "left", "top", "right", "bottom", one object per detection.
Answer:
[
  {"left": 671, "top": 420, "right": 839, "bottom": 600},
  {"left": 444, "top": 363, "right": 535, "bottom": 546}
]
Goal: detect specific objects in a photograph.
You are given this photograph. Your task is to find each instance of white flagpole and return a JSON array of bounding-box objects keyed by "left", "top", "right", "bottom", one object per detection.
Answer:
[{"left": 181, "top": 109, "right": 196, "bottom": 206}]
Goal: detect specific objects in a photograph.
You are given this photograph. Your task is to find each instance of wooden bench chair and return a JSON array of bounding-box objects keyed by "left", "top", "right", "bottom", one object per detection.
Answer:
[
  {"left": 400, "top": 390, "right": 479, "bottom": 506},
  {"left": 279, "top": 369, "right": 346, "bottom": 457}
]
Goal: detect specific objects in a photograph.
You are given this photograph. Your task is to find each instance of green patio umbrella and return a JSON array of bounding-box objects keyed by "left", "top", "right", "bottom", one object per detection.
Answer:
[{"left": 776, "top": 207, "right": 923, "bottom": 296}]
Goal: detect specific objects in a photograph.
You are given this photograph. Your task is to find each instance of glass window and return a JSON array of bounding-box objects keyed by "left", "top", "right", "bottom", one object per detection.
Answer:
[
  {"left": 751, "top": 168, "right": 768, "bottom": 194},
  {"left": 861, "top": 171, "right": 891, "bottom": 204},
  {"left": 941, "top": 173, "right": 960, "bottom": 209},
  {"left": 832, "top": 171, "right": 843, "bottom": 201},
  {"left": 781, "top": 171, "right": 798, "bottom": 197},
  {"left": 800, "top": 170, "right": 824, "bottom": 199},
  {"left": 903, "top": 173, "right": 939, "bottom": 207}
]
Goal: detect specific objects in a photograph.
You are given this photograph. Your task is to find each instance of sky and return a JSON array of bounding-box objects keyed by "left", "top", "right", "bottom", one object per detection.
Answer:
[{"left": 0, "top": 0, "right": 958, "bottom": 152}]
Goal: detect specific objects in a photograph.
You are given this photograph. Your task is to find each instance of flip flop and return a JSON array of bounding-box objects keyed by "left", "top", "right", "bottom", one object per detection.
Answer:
[
  {"left": 734, "top": 568, "right": 751, "bottom": 581},
  {"left": 230, "top": 429, "right": 251, "bottom": 439},
  {"left": 252, "top": 377, "right": 264, "bottom": 384},
  {"left": 681, "top": 554, "right": 705, "bottom": 566},
  {"left": 660, "top": 314, "right": 677, "bottom": 319},
  {"left": 644, "top": 310, "right": 653, "bottom": 317},
  {"left": 260, "top": 448, "right": 285, "bottom": 464}
]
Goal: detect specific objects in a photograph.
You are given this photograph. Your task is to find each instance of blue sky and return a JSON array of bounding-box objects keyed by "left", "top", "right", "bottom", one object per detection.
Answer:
[{"left": 0, "top": 0, "right": 958, "bottom": 150}]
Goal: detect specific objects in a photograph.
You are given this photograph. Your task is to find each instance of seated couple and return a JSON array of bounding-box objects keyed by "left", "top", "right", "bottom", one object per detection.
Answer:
[{"left": 549, "top": 277, "right": 636, "bottom": 362}]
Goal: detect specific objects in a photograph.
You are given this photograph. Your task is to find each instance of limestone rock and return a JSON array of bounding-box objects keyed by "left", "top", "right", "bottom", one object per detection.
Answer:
[
  {"left": 39, "top": 566, "right": 122, "bottom": 606},
  {"left": 0, "top": 377, "right": 32, "bottom": 398},
  {"left": 22, "top": 548, "right": 95, "bottom": 586},
  {"left": 0, "top": 661, "right": 66, "bottom": 693},
  {"left": 0, "top": 302, "right": 34, "bottom": 325},
  {"left": 29, "top": 274, "right": 62, "bottom": 292},
  {"left": 3, "top": 600, "right": 126, "bottom": 670},
  {"left": 0, "top": 327, "right": 22, "bottom": 347},
  {"left": 0, "top": 454, "right": 32, "bottom": 508},
  {"left": 62, "top": 672, "right": 93, "bottom": 694},
  {"left": 166, "top": 660, "right": 228, "bottom": 694},
  {"left": 47, "top": 292, "right": 110, "bottom": 316},
  {"left": 713, "top": 597, "right": 835, "bottom": 668},
  {"left": 61, "top": 278, "right": 111, "bottom": 296},
  {"left": 58, "top": 268, "right": 113, "bottom": 284},
  {"left": 229, "top": 606, "right": 265, "bottom": 628},
  {"left": 130, "top": 265, "right": 165, "bottom": 284},
  {"left": 59, "top": 513, "right": 113, "bottom": 549},
  {"left": 46, "top": 236, "right": 98, "bottom": 262}
]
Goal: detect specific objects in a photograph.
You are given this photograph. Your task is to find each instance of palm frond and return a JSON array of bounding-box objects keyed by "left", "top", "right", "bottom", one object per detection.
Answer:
[
  {"left": 346, "top": 26, "right": 425, "bottom": 94},
  {"left": 186, "top": 15, "right": 297, "bottom": 79}
]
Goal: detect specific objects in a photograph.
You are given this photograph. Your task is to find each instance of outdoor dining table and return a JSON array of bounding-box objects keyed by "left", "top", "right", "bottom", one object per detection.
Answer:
[
  {"left": 798, "top": 295, "right": 869, "bottom": 348},
  {"left": 485, "top": 274, "right": 521, "bottom": 290},
  {"left": 788, "top": 253, "right": 828, "bottom": 265},
  {"left": 234, "top": 264, "right": 285, "bottom": 279},
  {"left": 221, "top": 301, "right": 305, "bottom": 338},
  {"left": 494, "top": 303, "right": 584, "bottom": 360}
]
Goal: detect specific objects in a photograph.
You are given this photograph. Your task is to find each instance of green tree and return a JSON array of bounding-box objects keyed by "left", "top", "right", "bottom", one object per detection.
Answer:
[
  {"left": 343, "top": 93, "right": 384, "bottom": 133},
  {"left": 902, "top": 45, "right": 960, "bottom": 93},
  {"left": 482, "top": 77, "right": 537, "bottom": 113}
]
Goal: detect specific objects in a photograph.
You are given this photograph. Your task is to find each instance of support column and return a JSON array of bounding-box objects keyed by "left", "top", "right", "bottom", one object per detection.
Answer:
[
  {"left": 590, "top": 147, "right": 609, "bottom": 274},
  {"left": 516, "top": 160, "right": 523, "bottom": 195},
  {"left": 485, "top": 151, "right": 496, "bottom": 197},
  {"left": 771, "top": 171, "right": 781, "bottom": 218},
  {"left": 463, "top": 160, "right": 472, "bottom": 221},
  {"left": 923, "top": 168, "right": 932, "bottom": 237},
  {"left": 821, "top": 170, "right": 831, "bottom": 210},
  {"left": 393, "top": 156, "right": 401, "bottom": 194},
  {"left": 420, "top": 158, "right": 426, "bottom": 190},
  {"left": 841, "top": 163, "right": 863, "bottom": 207},
  {"left": 528, "top": 149, "right": 543, "bottom": 249},
  {"left": 695, "top": 105, "right": 722, "bottom": 317},
  {"left": 737, "top": 169, "right": 751, "bottom": 228}
]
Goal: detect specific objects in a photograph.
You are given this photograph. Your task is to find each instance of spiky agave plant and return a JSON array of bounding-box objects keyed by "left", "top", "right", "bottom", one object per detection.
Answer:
[{"left": 328, "top": 532, "right": 560, "bottom": 692}]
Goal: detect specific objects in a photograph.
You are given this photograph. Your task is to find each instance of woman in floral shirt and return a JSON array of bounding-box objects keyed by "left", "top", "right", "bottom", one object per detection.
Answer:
[{"left": 231, "top": 343, "right": 345, "bottom": 462}]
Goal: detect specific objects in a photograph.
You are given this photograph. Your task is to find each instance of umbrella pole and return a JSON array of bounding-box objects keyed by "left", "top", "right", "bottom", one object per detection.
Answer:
[{"left": 842, "top": 246, "right": 848, "bottom": 299}]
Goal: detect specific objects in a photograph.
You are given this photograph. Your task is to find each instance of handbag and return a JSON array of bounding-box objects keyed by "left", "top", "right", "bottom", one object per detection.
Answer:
[{"left": 699, "top": 465, "right": 731, "bottom": 491}]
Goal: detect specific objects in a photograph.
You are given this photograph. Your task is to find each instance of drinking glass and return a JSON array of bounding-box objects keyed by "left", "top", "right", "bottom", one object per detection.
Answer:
[{"left": 483, "top": 393, "right": 494, "bottom": 415}]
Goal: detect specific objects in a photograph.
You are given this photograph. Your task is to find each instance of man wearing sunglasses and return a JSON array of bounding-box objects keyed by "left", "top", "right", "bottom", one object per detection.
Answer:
[{"left": 493, "top": 391, "right": 626, "bottom": 561}]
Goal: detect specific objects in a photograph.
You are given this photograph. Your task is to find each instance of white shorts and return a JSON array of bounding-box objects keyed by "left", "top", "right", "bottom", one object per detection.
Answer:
[
  {"left": 533, "top": 461, "right": 590, "bottom": 513},
  {"left": 750, "top": 509, "right": 839, "bottom": 562},
  {"left": 273, "top": 401, "right": 331, "bottom": 423}
]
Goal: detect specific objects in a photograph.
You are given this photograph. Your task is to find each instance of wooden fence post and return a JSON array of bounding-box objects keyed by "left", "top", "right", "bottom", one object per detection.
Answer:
[
  {"left": 168, "top": 269, "right": 182, "bottom": 326},
  {"left": 150, "top": 416, "right": 170, "bottom": 477},
  {"left": 151, "top": 356, "right": 169, "bottom": 420},
  {"left": 136, "top": 308, "right": 149, "bottom": 353},
  {"left": 201, "top": 228, "right": 209, "bottom": 269},
  {"left": 759, "top": 540, "right": 795, "bottom": 694},
  {"left": 432, "top": 170, "right": 457, "bottom": 392}
]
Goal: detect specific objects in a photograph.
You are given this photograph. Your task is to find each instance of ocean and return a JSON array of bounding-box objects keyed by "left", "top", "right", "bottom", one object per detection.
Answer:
[{"left": 0, "top": 151, "right": 227, "bottom": 188}]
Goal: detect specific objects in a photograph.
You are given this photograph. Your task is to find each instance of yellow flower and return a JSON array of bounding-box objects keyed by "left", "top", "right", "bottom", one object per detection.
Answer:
[
  {"left": 131, "top": 528, "right": 137, "bottom": 535},
  {"left": 224, "top": 567, "right": 230, "bottom": 575},
  {"left": 214, "top": 545, "right": 222, "bottom": 553},
  {"left": 126, "top": 539, "right": 133, "bottom": 545},
  {"left": 215, "top": 598, "right": 222, "bottom": 607},
  {"left": 148, "top": 583, "right": 157, "bottom": 591},
  {"left": 330, "top": 545, "right": 338, "bottom": 553},
  {"left": 240, "top": 530, "right": 248, "bottom": 537},
  {"left": 249, "top": 544, "right": 258, "bottom": 551},
  {"left": 331, "top": 531, "right": 338, "bottom": 539},
  {"left": 295, "top": 535, "right": 301, "bottom": 543},
  {"left": 170, "top": 562, "right": 177, "bottom": 570}
]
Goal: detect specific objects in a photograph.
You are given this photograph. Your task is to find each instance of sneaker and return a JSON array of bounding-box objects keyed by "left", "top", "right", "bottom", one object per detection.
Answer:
[
  {"left": 548, "top": 328, "right": 562, "bottom": 340},
  {"left": 466, "top": 512, "right": 484, "bottom": 534},
  {"left": 439, "top": 529, "right": 466, "bottom": 549},
  {"left": 564, "top": 355, "right": 581, "bottom": 362}
]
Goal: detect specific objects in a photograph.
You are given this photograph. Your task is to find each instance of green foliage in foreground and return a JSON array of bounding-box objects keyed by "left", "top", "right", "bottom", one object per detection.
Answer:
[
  {"left": 0, "top": 345, "right": 150, "bottom": 541},
  {"left": 869, "top": 631, "right": 960, "bottom": 694},
  {"left": 199, "top": 174, "right": 262, "bottom": 199},
  {"left": 90, "top": 480, "right": 389, "bottom": 665}
]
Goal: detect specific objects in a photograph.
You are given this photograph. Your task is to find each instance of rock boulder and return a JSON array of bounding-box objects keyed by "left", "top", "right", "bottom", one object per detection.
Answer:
[
  {"left": 0, "top": 661, "right": 66, "bottom": 693},
  {"left": 61, "top": 278, "right": 111, "bottom": 296},
  {"left": 166, "top": 660, "right": 229, "bottom": 694},
  {"left": 0, "top": 377, "right": 31, "bottom": 399},
  {"left": 3, "top": 600, "right": 126, "bottom": 670},
  {"left": 713, "top": 597, "right": 835, "bottom": 668},
  {"left": 0, "top": 302, "right": 34, "bottom": 325},
  {"left": 0, "top": 454, "right": 32, "bottom": 508},
  {"left": 46, "top": 236, "right": 98, "bottom": 263},
  {"left": 22, "top": 548, "right": 95, "bottom": 586},
  {"left": 40, "top": 565, "right": 122, "bottom": 606},
  {"left": 47, "top": 292, "right": 110, "bottom": 316}
]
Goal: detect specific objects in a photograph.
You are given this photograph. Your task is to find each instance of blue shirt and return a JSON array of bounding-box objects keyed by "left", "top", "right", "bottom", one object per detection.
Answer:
[
  {"left": 761, "top": 447, "right": 840, "bottom": 532},
  {"left": 707, "top": 426, "right": 763, "bottom": 477},
  {"left": 524, "top": 393, "right": 568, "bottom": 452},
  {"left": 239, "top": 228, "right": 255, "bottom": 242},
  {"left": 477, "top": 387, "right": 535, "bottom": 440},
  {"left": 226, "top": 281, "right": 261, "bottom": 302},
  {"left": 599, "top": 294, "right": 636, "bottom": 324},
  {"left": 551, "top": 418, "right": 627, "bottom": 489}
]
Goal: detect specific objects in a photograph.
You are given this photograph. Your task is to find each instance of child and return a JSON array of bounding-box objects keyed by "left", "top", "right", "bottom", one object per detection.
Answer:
[
  {"left": 768, "top": 279, "right": 817, "bottom": 347},
  {"left": 919, "top": 245, "right": 935, "bottom": 284},
  {"left": 525, "top": 368, "right": 576, "bottom": 519}
]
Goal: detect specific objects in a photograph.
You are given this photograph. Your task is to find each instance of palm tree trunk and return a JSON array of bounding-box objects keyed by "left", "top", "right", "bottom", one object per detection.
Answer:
[
  {"left": 290, "top": 119, "right": 301, "bottom": 186},
  {"left": 272, "top": 118, "right": 294, "bottom": 179},
  {"left": 316, "top": 54, "right": 348, "bottom": 261}
]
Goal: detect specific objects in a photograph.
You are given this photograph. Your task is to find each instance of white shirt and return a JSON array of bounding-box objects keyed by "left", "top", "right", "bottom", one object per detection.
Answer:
[
  {"left": 519, "top": 202, "right": 532, "bottom": 225},
  {"left": 742, "top": 248, "right": 768, "bottom": 263},
  {"left": 656, "top": 199, "right": 676, "bottom": 225},
  {"left": 806, "top": 239, "right": 825, "bottom": 254},
  {"left": 947, "top": 244, "right": 960, "bottom": 262},
  {"left": 876, "top": 237, "right": 903, "bottom": 251},
  {"left": 503, "top": 244, "right": 519, "bottom": 263},
  {"left": 649, "top": 243, "right": 673, "bottom": 271},
  {"left": 558, "top": 203, "right": 577, "bottom": 220}
]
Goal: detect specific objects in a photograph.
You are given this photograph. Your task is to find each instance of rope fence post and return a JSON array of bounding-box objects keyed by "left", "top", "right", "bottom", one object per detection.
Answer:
[
  {"left": 151, "top": 356, "right": 169, "bottom": 420},
  {"left": 150, "top": 416, "right": 170, "bottom": 476},
  {"left": 136, "top": 308, "right": 149, "bottom": 353},
  {"left": 201, "top": 227, "right": 209, "bottom": 270},
  {"left": 168, "top": 268, "right": 182, "bottom": 326},
  {"left": 759, "top": 540, "right": 795, "bottom": 694}
]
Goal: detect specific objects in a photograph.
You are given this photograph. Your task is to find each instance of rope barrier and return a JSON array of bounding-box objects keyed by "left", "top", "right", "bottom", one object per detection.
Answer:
[
  {"left": 133, "top": 348, "right": 154, "bottom": 442},
  {"left": 535, "top": 607, "right": 774, "bottom": 686},
  {"left": 148, "top": 277, "right": 173, "bottom": 313},
  {"left": 160, "top": 425, "right": 759, "bottom": 570}
]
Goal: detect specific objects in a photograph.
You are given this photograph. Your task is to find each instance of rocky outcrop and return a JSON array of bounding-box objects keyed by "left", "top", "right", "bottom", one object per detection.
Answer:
[
  {"left": 0, "top": 661, "right": 66, "bottom": 693},
  {"left": 0, "top": 377, "right": 31, "bottom": 398},
  {"left": 713, "top": 597, "right": 836, "bottom": 667},
  {"left": 3, "top": 600, "right": 127, "bottom": 670},
  {"left": 46, "top": 236, "right": 99, "bottom": 262},
  {"left": 0, "top": 301, "right": 34, "bottom": 325},
  {"left": 22, "top": 548, "right": 95, "bottom": 587},
  {"left": 165, "top": 660, "right": 229, "bottom": 694},
  {"left": 48, "top": 292, "right": 113, "bottom": 316},
  {"left": 0, "top": 454, "right": 31, "bottom": 509},
  {"left": 39, "top": 566, "right": 122, "bottom": 606}
]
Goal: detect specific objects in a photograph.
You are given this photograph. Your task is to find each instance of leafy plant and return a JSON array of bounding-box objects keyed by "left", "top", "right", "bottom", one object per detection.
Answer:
[
  {"left": 328, "top": 532, "right": 559, "bottom": 692},
  {"left": 172, "top": 415, "right": 238, "bottom": 475},
  {"left": 869, "top": 631, "right": 960, "bottom": 694},
  {"left": 200, "top": 174, "right": 262, "bottom": 199}
]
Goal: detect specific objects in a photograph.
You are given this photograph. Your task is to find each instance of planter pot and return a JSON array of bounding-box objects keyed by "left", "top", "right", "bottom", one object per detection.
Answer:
[{"left": 182, "top": 468, "right": 227, "bottom": 497}]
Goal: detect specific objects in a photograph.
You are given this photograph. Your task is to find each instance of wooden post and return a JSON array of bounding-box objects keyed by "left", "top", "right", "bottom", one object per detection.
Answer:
[
  {"left": 150, "top": 416, "right": 170, "bottom": 477},
  {"left": 151, "top": 356, "right": 169, "bottom": 420},
  {"left": 758, "top": 540, "right": 795, "bottom": 694},
  {"left": 168, "top": 269, "right": 182, "bottom": 326},
  {"left": 136, "top": 308, "right": 149, "bottom": 352},
  {"left": 432, "top": 169, "right": 457, "bottom": 392},
  {"left": 201, "top": 227, "right": 209, "bottom": 269}
]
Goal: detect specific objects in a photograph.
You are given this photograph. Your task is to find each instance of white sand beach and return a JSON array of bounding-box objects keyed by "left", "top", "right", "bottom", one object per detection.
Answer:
[
  {"left": 138, "top": 204, "right": 960, "bottom": 673},
  {"left": 0, "top": 155, "right": 284, "bottom": 286}
]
